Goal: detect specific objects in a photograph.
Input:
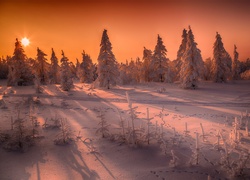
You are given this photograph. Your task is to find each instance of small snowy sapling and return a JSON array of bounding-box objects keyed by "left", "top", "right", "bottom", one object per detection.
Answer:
[
  {"left": 54, "top": 119, "right": 73, "bottom": 145},
  {"left": 96, "top": 109, "right": 110, "bottom": 138}
]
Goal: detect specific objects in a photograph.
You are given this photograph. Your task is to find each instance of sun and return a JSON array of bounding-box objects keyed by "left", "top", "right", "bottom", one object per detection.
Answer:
[{"left": 21, "top": 37, "right": 30, "bottom": 47}]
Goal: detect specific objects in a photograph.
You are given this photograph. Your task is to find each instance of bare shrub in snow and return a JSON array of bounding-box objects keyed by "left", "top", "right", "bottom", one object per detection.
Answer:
[
  {"left": 3, "top": 110, "right": 37, "bottom": 152},
  {"left": 54, "top": 119, "right": 73, "bottom": 145},
  {"left": 125, "top": 91, "right": 145, "bottom": 145},
  {"left": 42, "top": 115, "right": 62, "bottom": 129},
  {"left": 219, "top": 132, "right": 250, "bottom": 178},
  {"left": 143, "top": 108, "right": 154, "bottom": 145}
]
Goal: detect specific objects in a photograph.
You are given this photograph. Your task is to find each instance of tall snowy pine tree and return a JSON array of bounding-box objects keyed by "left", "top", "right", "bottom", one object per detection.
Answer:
[
  {"left": 174, "top": 29, "right": 188, "bottom": 81},
  {"left": 36, "top": 48, "right": 49, "bottom": 85},
  {"left": 50, "top": 48, "right": 60, "bottom": 84},
  {"left": 211, "top": 32, "right": 232, "bottom": 82},
  {"left": 180, "top": 27, "right": 204, "bottom": 89},
  {"left": 177, "top": 29, "right": 188, "bottom": 61},
  {"left": 97, "top": 29, "right": 119, "bottom": 89},
  {"left": 7, "top": 38, "right": 33, "bottom": 86},
  {"left": 60, "top": 51, "right": 73, "bottom": 91},
  {"left": 142, "top": 47, "right": 153, "bottom": 82},
  {"left": 232, "top": 45, "right": 241, "bottom": 80},
  {"left": 79, "top": 51, "right": 94, "bottom": 83},
  {"left": 150, "top": 35, "right": 169, "bottom": 82}
]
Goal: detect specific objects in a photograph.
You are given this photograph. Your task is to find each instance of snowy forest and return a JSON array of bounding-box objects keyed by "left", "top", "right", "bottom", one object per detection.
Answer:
[
  {"left": 0, "top": 27, "right": 250, "bottom": 180},
  {"left": 1, "top": 27, "right": 250, "bottom": 90}
]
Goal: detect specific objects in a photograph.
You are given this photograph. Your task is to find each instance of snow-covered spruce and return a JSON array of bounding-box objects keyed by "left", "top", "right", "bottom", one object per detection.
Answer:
[
  {"left": 142, "top": 47, "right": 153, "bottom": 82},
  {"left": 60, "top": 51, "right": 73, "bottom": 91},
  {"left": 180, "top": 26, "right": 204, "bottom": 89},
  {"left": 174, "top": 29, "right": 188, "bottom": 81},
  {"left": 232, "top": 45, "right": 241, "bottom": 80},
  {"left": 78, "top": 51, "right": 94, "bottom": 83},
  {"left": 49, "top": 48, "right": 60, "bottom": 84},
  {"left": 150, "top": 35, "right": 169, "bottom": 82},
  {"left": 35, "top": 47, "right": 49, "bottom": 85},
  {"left": 96, "top": 29, "right": 119, "bottom": 89},
  {"left": 0, "top": 56, "right": 9, "bottom": 79},
  {"left": 211, "top": 32, "right": 232, "bottom": 83},
  {"left": 7, "top": 38, "right": 34, "bottom": 86}
]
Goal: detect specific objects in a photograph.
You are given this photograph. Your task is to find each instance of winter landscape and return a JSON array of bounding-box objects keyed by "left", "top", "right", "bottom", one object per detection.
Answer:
[{"left": 1, "top": 0, "right": 250, "bottom": 180}]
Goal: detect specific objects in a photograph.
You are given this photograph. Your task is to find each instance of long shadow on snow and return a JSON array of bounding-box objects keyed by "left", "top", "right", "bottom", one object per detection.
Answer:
[{"left": 0, "top": 144, "right": 47, "bottom": 180}]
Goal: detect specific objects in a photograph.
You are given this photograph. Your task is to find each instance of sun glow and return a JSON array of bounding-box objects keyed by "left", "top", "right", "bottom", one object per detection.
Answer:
[{"left": 21, "top": 37, "right": 30, "bottom": 47}]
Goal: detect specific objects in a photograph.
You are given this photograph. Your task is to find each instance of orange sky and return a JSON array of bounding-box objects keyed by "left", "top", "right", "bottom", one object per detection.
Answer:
[{"left": 0, "top": 0, "right": 250, "bottom": 64}]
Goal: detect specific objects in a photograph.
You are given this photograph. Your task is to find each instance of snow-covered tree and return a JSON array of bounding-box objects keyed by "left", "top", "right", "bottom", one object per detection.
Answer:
[
  {"left": 7, "top": 38, "right": 33, "bottom": 86},
  {"left": 36, "top": 48, "right": 49, "bottom": 85},
  {"left": 174, "top": 29, "right": 188, "bottom": 81},
  {"left": 68, "top": 61, "right": 77, "bottom": 78},
  {"left": 232, "top": 45, "right": 241, "bottom": 80},
  {"left": 211, "top": 32, "right": 232, "bottom": 83},
  {"left": 0, "top": 56, "right": 9, "bottom": 79},
  {"left": 97, "top": 29, "right": 119, "bottom": 89},
  {"left": 177, "top": 29, "right": 188, "bottom": 61},
  {"left": 49, "top": 48, "right": 60, "bottom": 84},
  {"left": 128, "top": 59, "right": 137, "bottom": 83},
  {"left": 204, "top": 57, "right": 213, "bottom": 80},
  {"left": 150, "top": 35, "right": 169, "bottom": 82},
  {"left": 142, "top": 47, "right": 153, "bottom": 82},
  {"left": 75, "top": 58, "right": 81, "bottom": 80},
  {"left": 180, "top": 27, "right": 204, "bottom": 89},
  {"left": 119, "top": 62, "right": 129, "bottom": 85},
  {"left": 135, "top": 57, "right": 143, "bottom": 83},
  {"left": 60, "top": 51, "right": 73, "bottom": 91},
  {"left": 79, "top": 51, "right": 94, "bottom": 83},
  {"left": 165, "top": 62, "right": 175, "bottom": 83},
  {"left": 93, "top": 63, "right": 98, "bottom": 81}
]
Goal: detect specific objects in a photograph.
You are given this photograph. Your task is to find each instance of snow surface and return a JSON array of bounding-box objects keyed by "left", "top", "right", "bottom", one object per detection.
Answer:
[{"left": 0, "top": 80, "right": 249, "bottom": 180}]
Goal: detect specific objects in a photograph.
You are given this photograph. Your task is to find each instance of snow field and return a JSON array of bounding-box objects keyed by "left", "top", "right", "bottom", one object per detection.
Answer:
[{"left": 0, "top": 80, "right": 249, "bottom": 179}]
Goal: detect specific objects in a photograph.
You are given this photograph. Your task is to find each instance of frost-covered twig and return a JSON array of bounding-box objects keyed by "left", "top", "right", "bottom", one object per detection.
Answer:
[
  {"left": 200, "top": 123, "right": 208, "bottom": 142},
  {"left": 126, "top": 91, "right": 139, "bottom": 145},
  {"left": 213, "top": 130, "right": 222, "bottom": 151},
  {"left": 169, "top": 150, "right": 179, "bottom": 167},
  {"left": 118, "top": 109, "right": 125, "bottom": 139},
  {"left": 245, "top": 119, "right": 249, "bottom": 137},
  {"left": 189, "top": 133, "right": 201, "bottom": 165},
  {"left": 96, "top": 109, "right": 110, "bottom": 138},
  {"left": 219, "top": 131, "right": 250, "bottom": 178},
  {"left": 145, "top": 108, "right": 154, "bottom": 144},
  {"left": 230, "top": 117, "right": 241, "bottom": 148},
  {"left": 184, "top": 122, "right": 190, "bottom": 136}
]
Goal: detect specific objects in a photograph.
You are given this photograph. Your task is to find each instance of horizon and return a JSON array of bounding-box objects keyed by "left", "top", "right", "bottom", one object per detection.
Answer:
[{"left": 1, "top": 0, "right": 250, "bottom": 63}]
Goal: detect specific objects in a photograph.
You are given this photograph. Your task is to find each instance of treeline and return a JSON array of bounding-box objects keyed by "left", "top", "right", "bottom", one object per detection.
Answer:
[{"left": 1, "top": 27, "right": 250, "bottom": 90}]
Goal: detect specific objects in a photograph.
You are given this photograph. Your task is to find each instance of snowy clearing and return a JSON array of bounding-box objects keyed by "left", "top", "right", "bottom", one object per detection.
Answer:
[{"left": 0, "top": 80, "right": 250, "bottom": 180}]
